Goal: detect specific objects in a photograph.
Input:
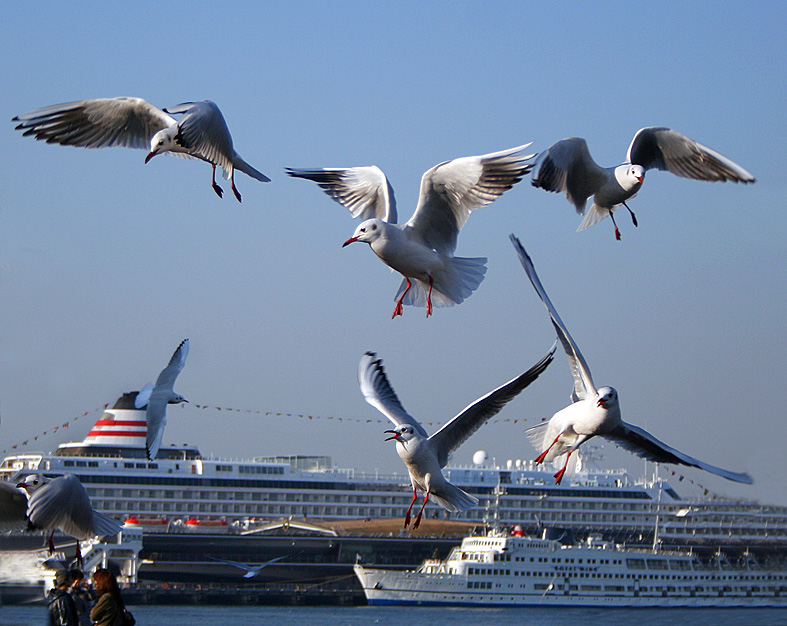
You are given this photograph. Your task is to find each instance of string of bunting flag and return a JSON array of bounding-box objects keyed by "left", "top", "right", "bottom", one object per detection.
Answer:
[
  {"left": 0, "top": 404, "right": 110, "bottom": 455},
  {"left": 181, "top": 401, "right": 541, "bottom": 429},
  {"left": 0, "top": 401, "right": 721, "bottom": 497}
]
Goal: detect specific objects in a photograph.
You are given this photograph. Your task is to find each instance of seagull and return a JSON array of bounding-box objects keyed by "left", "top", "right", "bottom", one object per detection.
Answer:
[
  {"left": 15, "top": 474, "right": 123, "bottom": 558},
  {"left": 531, "top": 127, "right": 755, "bottom": 239},
  {"left": 286, "top": 144, "right": 534, "bottom": 317},
  {"left": 12, "top": 98, "right": 270, "bottom": 201},
  {"left": 509, "top": 234, "right": 753, "bottom": 486},
  {"left": 358, "top": 346, "right": 555, "bottom": 529},
  {"left": 209, "top": 555, "right": 290, "bottom": 578},
  {"left": 135, "top": 339, "right": 190, "bottom": 461}
]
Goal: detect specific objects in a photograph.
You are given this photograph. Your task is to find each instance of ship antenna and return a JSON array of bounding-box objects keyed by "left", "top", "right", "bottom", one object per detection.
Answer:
[
  {"left": 652, "top": 469, "right": 663, "bottom": 552},
  {"left": 483, "top": 469, "right": 506, "bottom": 534}
]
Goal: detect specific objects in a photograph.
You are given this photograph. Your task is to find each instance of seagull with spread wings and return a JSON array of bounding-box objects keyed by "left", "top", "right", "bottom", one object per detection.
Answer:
[
  {"left": 135, "top": 339, "right": 190, "bottom": 461},
  {"left": 531, "top": 127, "right": 755, "bottom": 239},
  {"left": 14, "top": 474, "right": 123, "bottom": 559},
  {"left": 287, "top": 144, "right": 534, "bottom": 317},
  {"left": 13, "top": 98, "right": 269, "bottom": 201},
  {"left": 358, "top": 347, "right": 555, "bottom": 528},
  {"left": 209, "top": 554, "right": 291, "bottom": 579},
  {"left": 509, "top": 234, "right": 752, "bottom": 486}
]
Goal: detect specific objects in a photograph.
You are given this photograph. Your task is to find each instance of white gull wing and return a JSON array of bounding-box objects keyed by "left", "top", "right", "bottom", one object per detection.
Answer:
[
  {"left": 605, "top": 421, "right": 753, "bottom": 484},
  {"left": 0, "top": 481, "right": 28, "bottom": 530},
  {"left": 25, "top": 475, "right": 122, "bottom": 539},
  {"left": 429, "top": 345, "right": 556, "bottom": 467},
  {"left": 153, "top": 338, "right": 189, "bottom": 388},
  {"left": 13, "top": 97, "right": 175, "bottom": 150},
  {"left": 285, "top": 166, "right": 397, "bottom": 223},
  {"left": 135, "top": 382, "right": 153, "bottom": 409},
  {"left": 531, "top": 137, "right": 609, "bottom": 214},
  {"left": 146, "top": 339, "right": 190, "bottom": 460},
  {"left": 405, "top": 144, "right": 534, "bottom": 255},
  {"left": 357, "top": 352, "right": 428, "bottom": 438},
  {"left": 510, "top": 234, "right": 596, "bottom": 402},
  {"left": 627, "top": 127, "right": 756, "bottom": 183}
]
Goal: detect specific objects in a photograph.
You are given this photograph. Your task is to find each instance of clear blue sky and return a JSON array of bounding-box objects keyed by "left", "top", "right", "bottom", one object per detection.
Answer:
[{"left": 1, "top": 2, "right": 784, "bottom": 504}]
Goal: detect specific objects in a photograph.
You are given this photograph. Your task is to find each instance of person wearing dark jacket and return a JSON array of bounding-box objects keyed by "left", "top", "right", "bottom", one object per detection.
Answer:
[
  {"left": 47, "top": 570, "right": 79, "bottom": 626},
  {"left": 68, "top": 568, "right": 95, "bottom": 626},
  {"left": 90, "top": 568, "right": 130, "bottom": 626}
]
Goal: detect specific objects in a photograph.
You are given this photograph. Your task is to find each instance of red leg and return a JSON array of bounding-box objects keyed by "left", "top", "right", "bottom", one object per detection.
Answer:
[
  {"left": 425, "top": 276, "right": 434, "bottom": 317},
  {"left": 231, "top": 171, "right": 242, "bottom": 202},
  {"left": 75, "top": 542, "right": 83, "bottom": 568},
  {"left": 535, "top": 434, "right": 562, "bottom": 464},
  {"left": 553, "top": 449, "right": 574, "bottom": 485},
  {"left": 609, "top": 209, "right": 621, "bottom": 241},
  {"left": 47, "top": 531, "right": 55, "bottom": 554},
  {"left": 392, "top": 279, "right": 412, "bottom": 318},
  {"left": 413, "top": 490, "right": 429, "bottom": 529},
  {"left": 403, "top": 488, "right": 418, "bottom": 528},
  {"left": 211, "top": 164, "right": 224, "bottom": 198}
]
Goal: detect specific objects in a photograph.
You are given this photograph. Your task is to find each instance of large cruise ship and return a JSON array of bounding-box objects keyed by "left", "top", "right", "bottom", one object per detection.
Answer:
[{"left": 1, "top": 392, "right": 785, "bottom": 554}]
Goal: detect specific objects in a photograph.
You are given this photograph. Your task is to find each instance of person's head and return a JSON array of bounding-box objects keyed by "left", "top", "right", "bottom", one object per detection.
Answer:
[
  {"left": 69, "top": 568, "right": 85, "bottom": 585},
  {"left": 92, "top": 568, "right": 121, "bottom": 602},
  {"left": 54, "top": 570, "right": 71, "bottom": 588}
]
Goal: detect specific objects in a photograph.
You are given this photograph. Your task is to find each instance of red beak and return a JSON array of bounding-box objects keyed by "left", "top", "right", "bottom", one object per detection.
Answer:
[
  {"left": 144, "top": 151, "right": 156, "bottom": 164},
  {"left": 342, "top": 236, "right": 359, "bottom": 248},
  {"left": 597, "top": 398, "right": 606, "bottom": 407},
  {"left": 636, "top": 176, "right": 643, "bottom": 183},
  {"left": 16, "top": 482, "right": 27, "bottom": 490},
  {"left": 384, "top": 429, "right": 400, "bottom": 441}
]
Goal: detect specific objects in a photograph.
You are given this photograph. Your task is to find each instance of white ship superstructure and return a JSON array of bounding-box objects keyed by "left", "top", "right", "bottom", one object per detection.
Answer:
[
  {"left": 354, "top": 528, "right": 787, "bottom": 607},
  {"left": 1, "top": 393, "right": 785, "bottom": 551}
]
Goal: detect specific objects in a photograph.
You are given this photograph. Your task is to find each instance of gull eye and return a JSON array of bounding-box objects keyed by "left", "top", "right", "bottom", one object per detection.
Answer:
[{"left": 371, "top": 224, "right": 377, "bottom": 231}]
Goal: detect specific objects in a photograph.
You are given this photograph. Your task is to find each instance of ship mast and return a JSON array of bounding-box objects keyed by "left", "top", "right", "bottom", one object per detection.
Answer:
[{"left": 652, "top": 470, "right": 663, "bottom": 552}]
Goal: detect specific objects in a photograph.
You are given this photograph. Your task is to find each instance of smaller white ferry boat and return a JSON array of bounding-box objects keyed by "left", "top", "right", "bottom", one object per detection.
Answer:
[{"left": 354, "top": 525, "right": 787, "bottom": 607}]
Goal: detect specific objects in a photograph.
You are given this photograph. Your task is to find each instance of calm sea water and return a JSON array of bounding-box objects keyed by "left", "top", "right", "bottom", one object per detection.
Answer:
[{"left": 1, "top": 605, "right": 787, "bottom": 626}]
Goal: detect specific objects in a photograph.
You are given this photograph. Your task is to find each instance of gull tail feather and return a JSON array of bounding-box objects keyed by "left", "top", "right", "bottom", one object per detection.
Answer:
[
  {"left": 91, "top": 510, "right": 124, "bottom": 537},
  {"left": 233, "top": 156, "right": 271, "bottom": 182},
  {"left": 395, "top": 256, "right": 487, "bottom": 309},
  {"left": 577, "top": 204, "right": 613, "bottom": 232},
  {"left": 430, "top": 484, "right": 479, "bottom": 513}
]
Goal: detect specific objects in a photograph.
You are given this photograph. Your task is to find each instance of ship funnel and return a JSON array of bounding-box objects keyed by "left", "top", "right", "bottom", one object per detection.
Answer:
[{"left": 82, "top": 392, "right": 148, "bottom": 448}]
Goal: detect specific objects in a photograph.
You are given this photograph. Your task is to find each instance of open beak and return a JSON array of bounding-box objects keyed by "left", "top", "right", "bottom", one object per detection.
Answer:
[
  {"left": 384, "top": 429, "right": 400, "bottom": 441},
  {"left": 342, "top": 236, "right": 359, "bottom": 248},
  {"left": 597, "top": 398, "right": 607, "bottom": 407},
  {"left": 16, "top": 482, "right": 27, "bottom": 490},
  {"left": 144, "top": 151, "right": 157, "bottom": 164},
  {"left": 635, "top": 175, "right": 643, "bottom": 183}
]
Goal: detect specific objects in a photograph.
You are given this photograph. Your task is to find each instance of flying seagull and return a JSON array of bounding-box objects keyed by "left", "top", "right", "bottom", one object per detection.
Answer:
[
  {"left": 136, "top": 339, "right": 190, "bottom": 461},
  {"left": 209, "top": 555, "right": 291, "bottom": 578},
  {"left": 509, "top": 234, "right": 752, "bottom": 485},
  {"left": 531, "top": 127, "right": 755, "bottom": 239},
  {"left": 13, "top": 98, "right": 270, "bottom": 201},
  {"left": 15, "top": 474, "right": 123, "bottom": 557},
  {"left": 358, "top": 346, "right": 555, "bottom": 529},
  {"left": 286, "top": 144, "right": 534, "bottom": 317}
]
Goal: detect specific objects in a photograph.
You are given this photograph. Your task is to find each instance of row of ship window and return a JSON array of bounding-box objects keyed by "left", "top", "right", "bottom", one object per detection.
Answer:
[{"left": 468, "top": 568, "right": 787, "bottom": 582}]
